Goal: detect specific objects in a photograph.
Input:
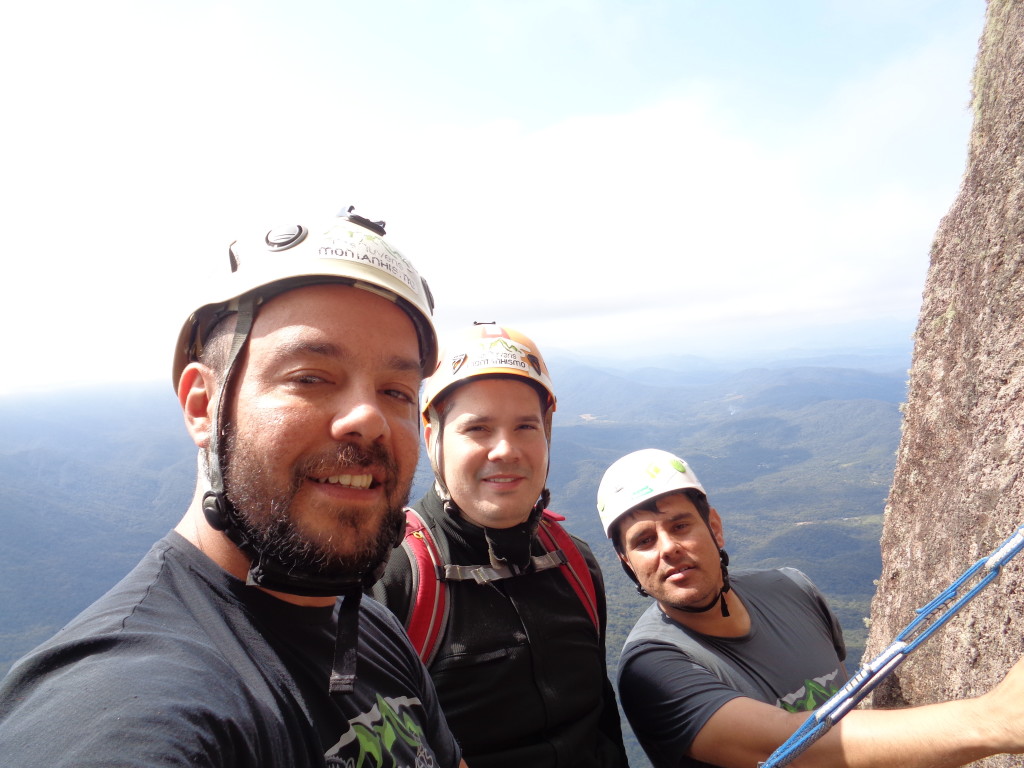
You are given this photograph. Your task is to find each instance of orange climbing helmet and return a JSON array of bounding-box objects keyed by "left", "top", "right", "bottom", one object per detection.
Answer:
[{"left": 420, "top": 322, "right": 556, "bottom": 424}]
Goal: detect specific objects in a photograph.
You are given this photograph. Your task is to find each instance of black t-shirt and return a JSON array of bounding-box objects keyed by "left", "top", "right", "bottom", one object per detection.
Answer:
[
  {"left": 0, "top": 531, "right": 460, "bottom": 768},
  {"left": 372, "top": 489, "right": 628, "bottom": 768}
]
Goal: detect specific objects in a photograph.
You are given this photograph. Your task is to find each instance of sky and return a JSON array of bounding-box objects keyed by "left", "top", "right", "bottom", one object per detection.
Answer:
[{"left": 0, "top": 0, "right": 987, "bottom": 395}]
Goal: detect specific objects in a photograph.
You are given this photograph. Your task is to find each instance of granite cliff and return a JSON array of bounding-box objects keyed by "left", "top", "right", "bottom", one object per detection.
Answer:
[{"left": 865, "top": 2, "right": 1024, "bottom": 766}]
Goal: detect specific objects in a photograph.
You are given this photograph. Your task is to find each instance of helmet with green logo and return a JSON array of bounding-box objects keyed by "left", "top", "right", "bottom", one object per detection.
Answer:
[
  {"left": 597, "top": 449, "right": 731, "bottom": 615},
  {"left": 596, "top": 448, "right": 707, "bottom": 538}
]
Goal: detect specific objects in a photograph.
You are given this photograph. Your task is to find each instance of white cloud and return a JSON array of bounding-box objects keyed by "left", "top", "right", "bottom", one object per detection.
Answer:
[{"left": 0, "top": 0, "right": 984, "bottom": 394}]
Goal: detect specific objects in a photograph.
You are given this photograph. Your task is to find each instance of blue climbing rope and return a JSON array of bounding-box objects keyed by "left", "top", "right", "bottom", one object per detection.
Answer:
[{"left": 759, "top": 523, "right": 1024, "bottom": 768}]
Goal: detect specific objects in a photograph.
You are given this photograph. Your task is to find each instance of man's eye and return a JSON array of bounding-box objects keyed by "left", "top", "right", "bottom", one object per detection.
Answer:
[{"left": 383, "top": 389, "right": 414, "bottom": 404}]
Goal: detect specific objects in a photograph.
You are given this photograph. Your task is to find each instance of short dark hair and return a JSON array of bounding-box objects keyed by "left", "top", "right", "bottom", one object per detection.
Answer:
[
  {"left": 611, "top": 489, "right": 711, "bottom": 554},
  {"left": 197, "top": 315, "right": 238, "bottom": 376}
]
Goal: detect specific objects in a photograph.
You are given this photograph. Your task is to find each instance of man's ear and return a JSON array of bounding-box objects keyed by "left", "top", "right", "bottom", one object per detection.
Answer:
[
  {"left": 618, "top": 549, "right": 641, "bottom": 579},
  {"left": 423, "top": 420, "right": 434, "bottom": 451},
  {"left": 178, "top": 363, "right": 217, "bottom": 449},
  {"left": 708, "top": 506, "right": 725, "bottom": 549}
]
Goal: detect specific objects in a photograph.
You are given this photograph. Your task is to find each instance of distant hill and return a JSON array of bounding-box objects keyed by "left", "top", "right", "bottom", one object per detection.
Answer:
[
  {"left": 0, "top": 349, "right": 906, "bottom": 768},
  {"left": 0, "top": 386, "right": 196, "bottom": 663}
]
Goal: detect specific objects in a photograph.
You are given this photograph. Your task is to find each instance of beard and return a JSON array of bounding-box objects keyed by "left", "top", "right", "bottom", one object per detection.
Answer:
[{"left": 220, "top": 426, "right": 410, "bottom": 581}]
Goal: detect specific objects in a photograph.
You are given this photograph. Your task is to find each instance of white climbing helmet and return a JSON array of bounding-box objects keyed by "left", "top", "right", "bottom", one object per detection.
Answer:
[
  {"left": 596, "top": 449, "right": 707, "bottom": 538},
  {"left": 172, "top": 206, "right": 438, "bottom": 387}
]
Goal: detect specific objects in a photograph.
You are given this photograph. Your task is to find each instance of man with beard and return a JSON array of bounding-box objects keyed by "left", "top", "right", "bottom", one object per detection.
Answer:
[
  {"left": 0, "top": 208, "right": 466, "bottom": 768},
  {"left": 597, "top": 448, "right": 1024, "bottom": 768}
]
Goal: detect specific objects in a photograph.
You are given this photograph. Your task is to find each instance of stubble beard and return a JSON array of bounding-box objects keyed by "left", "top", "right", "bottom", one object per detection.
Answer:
[
  {"left": 661, "top": 572, "right": 722, "bottom": 613},
  {"left": 220, "top": 426, "right": 410, "bottom": 580}
]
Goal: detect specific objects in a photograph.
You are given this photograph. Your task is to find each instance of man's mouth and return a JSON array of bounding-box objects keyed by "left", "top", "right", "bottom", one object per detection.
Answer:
[
  {"left": 311, "top": 473, "right": 374, "bottom": 489},
  {"left": 482, "top": 472, "right": 527, "bottom": 485},
  {"left": 664, "top": 565, "right": 695, "bottom": 580}
]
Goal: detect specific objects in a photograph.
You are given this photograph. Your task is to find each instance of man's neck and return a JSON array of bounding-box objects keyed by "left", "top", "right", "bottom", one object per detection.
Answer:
[
  {"left": 174, "top": 501, "right": 336, "bottom": 608},
  {"left": 660, "top": 590, "right": 751, "bottom": 638}
]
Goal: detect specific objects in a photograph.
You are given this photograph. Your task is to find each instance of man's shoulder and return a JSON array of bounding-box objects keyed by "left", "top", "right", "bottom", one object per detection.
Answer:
[
  {"left": 540, "top": 508, "right": 599, "bottom": 562},
  {"left": 0, "top": 539, "right": 274, "bottom": 766},
  {"left": 370, "top": 505, "right": 437, "bottom": 604},
  {"left": 410, "top": 488, "right": 444, "bottom": 521},
  {"left": 9, "top": 532, "right": 260, "bottom": 685},
  {"left": 40, "top": 534, "right": 200, "bottom": 638},
  {"left": 621, "top": 568, "right": 821, "bottom": 654},
  {"left": 622, "top": 602, "right": 673, "bottom": 650},
  {"left": 732, "top": 566, "right": 815, "bottom": 587},
  {"left": 732, "top": 567, "right": 823, "bottom": 606},
  {"left": 0, "top": 630, "right": 295, "bottom": 768},
  {"left": 360, "top": 590, "right": 411, "bottom": 632}
]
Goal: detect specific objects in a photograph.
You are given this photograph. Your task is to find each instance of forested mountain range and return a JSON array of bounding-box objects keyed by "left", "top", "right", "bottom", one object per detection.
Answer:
[{"left": 0, "top": 348, "right": 907, "bottom": 766}]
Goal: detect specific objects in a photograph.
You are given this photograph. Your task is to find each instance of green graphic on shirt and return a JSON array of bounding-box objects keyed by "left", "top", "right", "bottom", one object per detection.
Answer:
[
  {"left": 326, "top": 693, "right": 430, "bottom": 768},
  {"left": 777, "top": 668, "right": 843, "bottom": 713},
  {"left": 349, "top": 693, "right": 427, "bottom": 768}
]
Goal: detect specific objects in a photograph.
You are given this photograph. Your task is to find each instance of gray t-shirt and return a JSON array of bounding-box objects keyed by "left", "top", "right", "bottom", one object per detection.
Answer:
[{"left": 618, "top": 568, "right": 847, "bottom": 768}]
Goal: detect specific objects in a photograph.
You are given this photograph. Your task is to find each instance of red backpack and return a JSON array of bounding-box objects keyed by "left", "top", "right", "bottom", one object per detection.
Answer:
[{"left": 400, "top": 507, "right": 600, "bottom": 666}]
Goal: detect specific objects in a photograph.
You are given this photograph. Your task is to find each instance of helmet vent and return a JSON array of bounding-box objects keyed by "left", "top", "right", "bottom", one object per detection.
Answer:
[{"left": 264, "top": 224, "right": 308, "bottom": 251}]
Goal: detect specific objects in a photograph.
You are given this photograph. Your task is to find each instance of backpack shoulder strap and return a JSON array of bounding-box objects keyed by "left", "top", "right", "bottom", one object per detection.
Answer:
[
  {"left": 399, "top": 507, "right": 449, "bottom": 666},
  {"left": 537, "top": 510, "right": 600, "bottom": 634}
]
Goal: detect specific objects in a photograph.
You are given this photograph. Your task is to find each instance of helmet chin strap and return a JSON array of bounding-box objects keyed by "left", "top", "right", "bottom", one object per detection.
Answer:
[
  {"left": 673, "top": 548, "right": 731, "bottom": 618},
  {"left": 201, "top": 295, "right": 402, "bottom": 595},
  {"left": 679, "top": 505, "right": 732, "bottom": 618},
  {"left": 201, "top": 296, "right": 255, "bottom": 553},
  {"left": 198, "top": 295, "right": 404, "bottom": 696}
]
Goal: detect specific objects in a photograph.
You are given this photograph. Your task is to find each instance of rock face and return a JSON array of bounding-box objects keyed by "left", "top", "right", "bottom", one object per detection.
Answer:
[{"left": 865, "top": 2, "right": 1024, "bottom": 765}]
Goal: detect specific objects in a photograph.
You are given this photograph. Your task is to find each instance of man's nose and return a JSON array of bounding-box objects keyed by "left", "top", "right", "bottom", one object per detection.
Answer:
[
  {"left": 330, "top": 390, "right": 389, "bottom": 444},
  {"left": 488, "top": 435, "right": 519, "bottom": 462},
  {"left": 657, "top": 529, "right": 681, "bottom": 558}
]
